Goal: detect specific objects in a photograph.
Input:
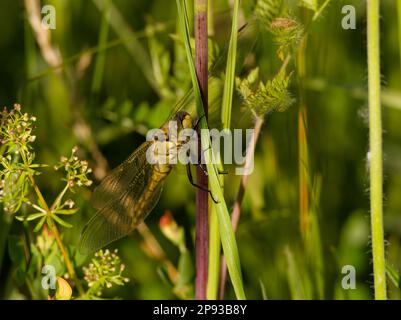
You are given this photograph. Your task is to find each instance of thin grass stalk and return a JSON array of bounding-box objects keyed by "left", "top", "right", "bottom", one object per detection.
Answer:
[
  {"left": 219, "top": 116, "right": 263, "bottom": 299},
  {"left": 218, "top": 53, "right": 292, "bottom": 298},
  {"left": 297, "top": 33, "right": 310, "bottom": 239},
  {"left": 205, "top": 0, "right": 220, "bottom": 300},
  {"left": 221, "top": 0, "right": 240, "bottom": 130},
  {"left": 92, "top": 0, "right": 158, "bottom": 94},
  {"left": 207, "top": 0, "right": 214, "bottom": 36},
  {"left": 91, "top": 0, "right": 110, "bottom": 94},
  {"left": 398, "top": 0, "right": 401, "bottom": 79},
  {"left": 367, "top": 0, "right": 387, "bottom": 300},
  {"left": 194, "top": 0, "right": 209, "bottom": 300},
  {"left": 206, "top": 160, "right": 222, "bottom": 299},
  {"left": 206, "top": 0, "right": 239, "bottom": 300}
]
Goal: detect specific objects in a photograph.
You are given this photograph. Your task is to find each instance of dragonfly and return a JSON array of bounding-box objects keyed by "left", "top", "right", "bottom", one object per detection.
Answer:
[
  {"left": 79, "top": 20, "right": 265, "bottom": 254},
  {"left": 79, "top": 111, "right": 197, "bottom": 254}
]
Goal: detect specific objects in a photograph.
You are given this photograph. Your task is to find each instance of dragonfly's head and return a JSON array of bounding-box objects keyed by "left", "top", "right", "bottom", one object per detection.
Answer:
[{"left": 174, "top": 111, "right": 193, "bottom": 131}]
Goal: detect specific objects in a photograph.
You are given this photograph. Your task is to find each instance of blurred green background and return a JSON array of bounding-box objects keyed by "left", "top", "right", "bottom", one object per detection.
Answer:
[{"left": 1, "top": 0, "right": 401, "bottom": 300}]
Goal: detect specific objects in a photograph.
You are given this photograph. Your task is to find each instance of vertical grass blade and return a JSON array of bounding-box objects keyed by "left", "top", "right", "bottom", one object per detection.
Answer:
[
  {"left": 207, "top": 0, "right": 239, "bottom": 300},
  {"left": 398, "top": 0, "right": 401, "bottom": 78},
  {"left": 92, "top": 0, "right": 158, "bottom": 94},
  {"left": 207, "top": 194, "right": 221, "bottom": 299},
  {"left": 176, "top": 0, "right": 246, "bottom": 299},
  {"left": 367, "top": 0, "right": 387, "bottom": 300},
  {"left": 297, "top": 33, "right": 310, "bottom": 239},
  {"left": 205, "top": 0, "right": 219, "bottom": 300},
  {"left": 221, "top": 0, "right": 240, "bottom": 130},
  {"left": 91, "top": 0, "right": 110, "bottom": 94}
]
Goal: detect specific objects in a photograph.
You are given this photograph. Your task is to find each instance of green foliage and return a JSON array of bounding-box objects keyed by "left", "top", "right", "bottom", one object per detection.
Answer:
[
  {"left": 54, "top": 147, "right": 93, "bottom": 189},
  {"left": 299, "top": 0, "right": 318, "bottom": 12},
  {"left": 254, "top": 0, "right": 283, "bottom": 26},
  {"left": 1, "top": 105, "right": 127, "bottom": 299},
  {"left": 386, "top": 264, "right": 401, "bottom": 289},
  {"left": 237, "top": 68, "right": 294, "bottom": 116},
  {"left": 270, "top": 17, "right": 304, "bottom": 60},
  {"left": 0, "top": 104, "right": 40, "bottom": 214},
  {"left": 159, "top": 211, "right": 194, "bottom": 299},
  {"left": 83, "top": 249, "right": 129, "bottom": 298}
]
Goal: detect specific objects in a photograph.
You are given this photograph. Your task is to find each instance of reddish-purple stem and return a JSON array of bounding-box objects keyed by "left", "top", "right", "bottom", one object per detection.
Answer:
[{"left": 195, "top": 0, "right": 209, "bottom": 300}]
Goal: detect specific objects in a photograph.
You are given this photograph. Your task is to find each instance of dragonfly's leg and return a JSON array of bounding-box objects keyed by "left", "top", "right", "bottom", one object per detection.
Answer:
[
  {"left": 186, "top": 163, "right": 219, "bottom": 204},
  {"left": 186, "top": 147, "right": 208, "bottom": 177},
  {"left": 198, "top": 145, "right": 229, "bottom": 175},
  {"left": 193, "top": 114, "right": 206, "bottom": 131}
]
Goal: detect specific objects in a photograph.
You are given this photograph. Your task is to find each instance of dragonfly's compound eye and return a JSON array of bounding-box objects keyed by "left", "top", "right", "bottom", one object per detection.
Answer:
[{"left": 174, "top": 111, "right": 192, "bottom": 130}]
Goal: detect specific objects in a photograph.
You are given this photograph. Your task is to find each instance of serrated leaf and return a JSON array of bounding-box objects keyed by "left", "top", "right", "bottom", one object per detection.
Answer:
[
  {"left": 255, "top": 0, "right": 283, "bottom": 26},
  {"left": 238, "top": 70, "right": 294, "bottom": 116}
]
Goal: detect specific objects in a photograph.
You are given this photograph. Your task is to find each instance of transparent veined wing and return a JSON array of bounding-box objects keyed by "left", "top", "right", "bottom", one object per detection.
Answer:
[
  {"left": 79, "top": 141, "right": 165, "bottom": 254},
  {"left": 90, "top": 142, "right": 152, "bottom": 210}
]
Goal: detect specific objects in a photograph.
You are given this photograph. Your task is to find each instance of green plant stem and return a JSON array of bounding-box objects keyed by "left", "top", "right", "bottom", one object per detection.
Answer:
[
  {"left": 312, "top": 0, "right": 332, "bottom": 22},
  {"left": 205, "top": 0, "right": 219, "bottom": 300},
  {"left": 207, "top": 0, "right": 214, "bottom": 36},
  {"left": 218, "top": 54, "right": 291, "bottom": 298},
  {"left": 207, "top": 159, "right": 223, "bottom": 300},
  {"left": 207, "top": 0, "right": 239, "bottom": 300},
  {"left": 91, "top": 0, "right": 110, "bottom": 94},
  {"left": 367, "top": 0, "right": 387, "bottom": 300},
  {"left": 20, "top": 149, "right": 84, "bottom": 296},
  {"left": 221, "top": 0, "right": 239, "bottom": 130},
  {"left": 194, "top": 0, "right": 209, "bottom": 300},
  {"left": 398, "top": 0, "right": 401, "bottom": 80},
  {"left": 92, "top": 0, "right": 158, "bottom": 95},
  {"left": 32, "top": 176, "right": 84, "bottom": 296},
  {"left": 219, "top": 116, "right": 263, "bottom": 299},
  {"left": 297, "top": 27, "right": 310, "bottom": 239},
  {"left": 50, "top": 183, "right": 69, "bottom": 211},
  {"left": 52, "top": 225, "right": 84, "bottom": 294}
]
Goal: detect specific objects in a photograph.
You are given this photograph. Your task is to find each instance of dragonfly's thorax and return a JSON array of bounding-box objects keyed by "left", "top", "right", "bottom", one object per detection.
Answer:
[{"left": 149, "top": 111, "right": 194, "bottom": 170}]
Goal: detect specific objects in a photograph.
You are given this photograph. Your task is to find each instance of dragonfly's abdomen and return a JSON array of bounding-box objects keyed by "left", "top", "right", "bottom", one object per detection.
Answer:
[{"left": 132, "top": 165, "right": 171, "bottom": 225}]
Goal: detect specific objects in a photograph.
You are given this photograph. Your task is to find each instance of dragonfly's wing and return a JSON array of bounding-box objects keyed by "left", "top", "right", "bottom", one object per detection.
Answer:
[
  {"left": 79, "top": 179, "right": 164, "bottom": 255},
  {"left": 79, "top": 141, "right": 164, "bottom": 254},
  {"left": 91, "top": 142, "right": 152, "bottom": 210}
]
